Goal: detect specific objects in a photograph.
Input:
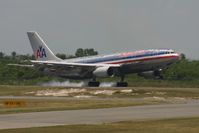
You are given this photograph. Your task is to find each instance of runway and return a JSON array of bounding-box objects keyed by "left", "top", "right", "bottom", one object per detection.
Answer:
[{"left": 0, "top": 100, "right": 199, "bottom": 130}]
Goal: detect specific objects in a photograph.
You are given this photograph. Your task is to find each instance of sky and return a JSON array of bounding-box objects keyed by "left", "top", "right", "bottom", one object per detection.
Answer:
[{"left": 0, "top": 0, "right": 199, "bottom": 59}]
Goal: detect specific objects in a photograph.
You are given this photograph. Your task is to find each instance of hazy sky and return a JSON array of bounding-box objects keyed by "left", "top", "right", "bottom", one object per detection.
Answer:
[{"left": 0, "top": 0, "right": 199, "bottom": 59}]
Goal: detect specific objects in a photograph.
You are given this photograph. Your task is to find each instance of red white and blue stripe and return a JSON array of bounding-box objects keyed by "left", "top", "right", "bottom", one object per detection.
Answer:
[{"left": 73, "top": 49, "right": 180, "bottom": 65}]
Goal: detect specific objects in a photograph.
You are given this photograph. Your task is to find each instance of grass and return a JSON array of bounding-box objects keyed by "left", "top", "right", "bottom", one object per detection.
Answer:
[
  {"left": 124, "top": 87, "right": 199, "bottom": 98},
  {"left": 0, "top": 85, "right": 44, "bottom": 96},
  {"left": 101, "top": 74, "right": 199, "bottom": 88},
  {"left": 0, "top": 98, "right": 162, "bottom": 114},
  {"left": 0, "top": 85, "right": 199, "bottom": 114},
  {"left": 0, "top": 86, "right": 199, "bottom": 132},
  {"left": 1, "top": 85, "right": 199, "bottom": 98},
  {"left": 1, "top": 117, "right": 199, "bottom": 133}
]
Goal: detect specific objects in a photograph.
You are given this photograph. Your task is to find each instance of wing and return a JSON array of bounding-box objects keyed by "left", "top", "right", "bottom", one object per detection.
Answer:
[
  {"left": 31, "top": 60, "right": 121, "bottom": 78},
  {"left": 31, "top": 60, "right": 120, "bottom": 67}
]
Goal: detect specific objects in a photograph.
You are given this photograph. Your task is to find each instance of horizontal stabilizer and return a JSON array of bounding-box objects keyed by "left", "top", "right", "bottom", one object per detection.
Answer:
[{"left": 7, "top": 64, "right": 34, "bottom": 68}]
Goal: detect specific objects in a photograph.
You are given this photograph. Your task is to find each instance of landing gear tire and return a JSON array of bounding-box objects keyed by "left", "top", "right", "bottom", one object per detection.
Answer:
[
  {"left": 116, "top": 82, "right": 128, "bottom": 87},
  {"left": 88, "top": 81, "right": 100, "bottom": 87}
]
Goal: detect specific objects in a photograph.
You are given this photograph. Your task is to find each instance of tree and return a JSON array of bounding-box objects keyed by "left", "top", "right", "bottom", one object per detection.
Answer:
[
  {"left": 84, "top": 48, "right": 98, "bottom": 56},
  {"left": 181, "top": 53, "right": 186, "bottom": 60},
  {"left": 56, "top": 53, "right": 67, "bottom": 59},
  {"left": 11, "top": 51, "right": 17, "bottom": 59},
  {"left": 75, "top": 48, "right": 84, "bottom": 57},
  {"left": 0, "top": 52, "right": 4, "bottom": 58},
  {"left": 89, "top": 48, "right": 98, "bottom": 56},
  {"left": 75, "top": 48, "right": 98, "bottom": 57},
  {"left": 66, "top": 55, "right": 76, "bottom": 59}
]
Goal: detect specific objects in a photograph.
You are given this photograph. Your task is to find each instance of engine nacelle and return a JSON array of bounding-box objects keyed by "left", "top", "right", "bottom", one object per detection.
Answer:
[
  {"left": 138, "top": 70, "right": 163, "bottom": 79},
  {"left": 93, "top": 66, "right": 114, "bottom": 77}
]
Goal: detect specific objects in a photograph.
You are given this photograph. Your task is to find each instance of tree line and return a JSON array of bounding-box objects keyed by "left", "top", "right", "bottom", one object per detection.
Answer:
[
  {"left": 0, "top": 48, "right": 98, "bottom": 60},
  {"left": 0, "top": 49, "right": 199, "bottom": 87},
  {"left": 55, "top": 48, "right": 98, "bottom": 59}
]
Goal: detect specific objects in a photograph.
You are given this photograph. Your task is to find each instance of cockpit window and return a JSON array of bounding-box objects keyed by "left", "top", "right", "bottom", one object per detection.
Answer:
[{"left": 166, "top": 51, "right": 174, "bottom": 54}]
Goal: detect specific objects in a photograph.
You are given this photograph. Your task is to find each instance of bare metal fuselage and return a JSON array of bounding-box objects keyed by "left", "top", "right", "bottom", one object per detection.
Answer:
[{"left": 37, "top": 50, "right": 180, "bottom": 79}]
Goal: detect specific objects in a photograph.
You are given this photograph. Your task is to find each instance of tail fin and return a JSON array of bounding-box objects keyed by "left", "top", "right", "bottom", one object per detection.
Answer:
[{"left": 27, "top": 31, "right": 62, "bottom": 61}]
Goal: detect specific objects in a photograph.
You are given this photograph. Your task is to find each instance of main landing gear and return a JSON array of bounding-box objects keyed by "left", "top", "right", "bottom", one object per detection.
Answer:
[
  {"left": 116, "top": 82, "right": 128, "bottom": 87},
  {"left": 87, "top": 75, "right": 128, "bottom": 87},
  {"left": 88, "top": 78, "right": 100, "bottom": 87},
  {"left": 88, "top": 81, "right": 100, "bottom": 87},
  {"left": 116, "top": 75, "right": 128, "bottom": 87}
]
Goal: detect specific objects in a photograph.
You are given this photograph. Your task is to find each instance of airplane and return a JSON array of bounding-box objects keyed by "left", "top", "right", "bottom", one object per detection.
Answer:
[{"left": 26, "top": 31, "right": 181, "bottom": 87}]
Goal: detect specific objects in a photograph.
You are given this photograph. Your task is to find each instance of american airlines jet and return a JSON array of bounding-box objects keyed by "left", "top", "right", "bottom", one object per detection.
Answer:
[{"left": 27, "top": 31, "right": 181, "bottom": 87}]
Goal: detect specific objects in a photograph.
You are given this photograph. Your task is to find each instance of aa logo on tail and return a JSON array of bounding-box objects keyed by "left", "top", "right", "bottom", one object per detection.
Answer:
[{"left": 36, "top": 46, "right": 47, "bottom": 59}]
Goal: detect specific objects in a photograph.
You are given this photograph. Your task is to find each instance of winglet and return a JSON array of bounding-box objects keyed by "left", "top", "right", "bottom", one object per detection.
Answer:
[{"left": 27, "top": 31, "right": 62, "bottom": 61}]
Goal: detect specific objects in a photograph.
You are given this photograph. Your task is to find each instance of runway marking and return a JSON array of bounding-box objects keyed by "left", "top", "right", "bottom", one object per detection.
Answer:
[{"left": 0, "top": 100, "right": 199, "bottom": 130}]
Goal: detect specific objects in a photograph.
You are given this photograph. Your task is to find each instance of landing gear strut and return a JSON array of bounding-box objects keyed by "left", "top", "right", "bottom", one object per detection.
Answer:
[
  {"left": 116, "top": 75, "right": 128, "bottom": 87},
  {"left": 154, "top": 70, "right": 164, "bottom": 79}
]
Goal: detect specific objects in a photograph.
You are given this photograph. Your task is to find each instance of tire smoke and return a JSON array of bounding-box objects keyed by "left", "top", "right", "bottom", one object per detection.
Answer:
[
  {"left": 39, "top": 80, "right": 87, "bottom": 87},
  {"left": 39, "top": 80, "right": 116, "bottom": 87}
]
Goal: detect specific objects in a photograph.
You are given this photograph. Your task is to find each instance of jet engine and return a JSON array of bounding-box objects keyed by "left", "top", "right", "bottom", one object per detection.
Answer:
[{"left": 93, "top": 66, "right": 114, "bottom": 77}]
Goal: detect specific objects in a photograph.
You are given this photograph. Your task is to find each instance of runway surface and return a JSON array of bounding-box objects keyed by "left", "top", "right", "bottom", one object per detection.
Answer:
[{"left": 0, "top": 100, "right": 199, "bottom": 130}]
